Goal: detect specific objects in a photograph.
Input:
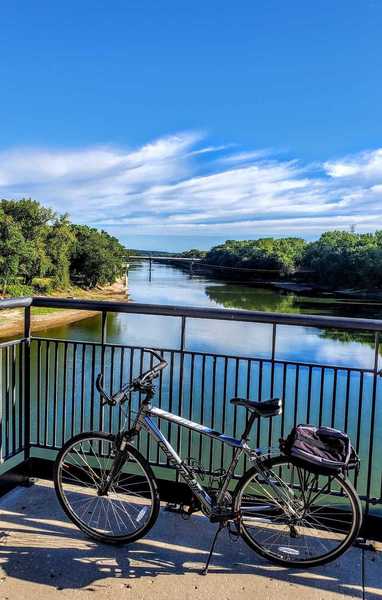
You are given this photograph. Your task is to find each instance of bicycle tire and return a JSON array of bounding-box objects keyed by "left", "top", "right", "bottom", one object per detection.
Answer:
[
  {"left": 54, "top": 431, "right": 160, "bottom": 545},
  {"left": 234, "top": 455, "right": 362, "bottom": 568}
]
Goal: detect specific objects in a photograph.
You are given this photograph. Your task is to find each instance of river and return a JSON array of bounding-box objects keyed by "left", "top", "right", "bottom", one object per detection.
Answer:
[{"left": 37, "top": 260, "right": 382, "bottom": 371}]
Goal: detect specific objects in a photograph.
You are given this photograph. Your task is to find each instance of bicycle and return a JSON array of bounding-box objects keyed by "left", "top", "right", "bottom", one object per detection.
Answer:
[{"left": 54, "top": 348, "right": 362, "bottom": 572}]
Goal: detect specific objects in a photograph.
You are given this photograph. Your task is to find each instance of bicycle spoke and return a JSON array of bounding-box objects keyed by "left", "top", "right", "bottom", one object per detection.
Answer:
[{"left": 57, "top": 435, "right": 156, "bottom": 540}]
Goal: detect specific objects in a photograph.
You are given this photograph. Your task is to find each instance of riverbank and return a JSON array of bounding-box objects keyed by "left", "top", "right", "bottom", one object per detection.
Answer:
[{"left": 0, "top": 279, "right": 128, "bottom": 339}]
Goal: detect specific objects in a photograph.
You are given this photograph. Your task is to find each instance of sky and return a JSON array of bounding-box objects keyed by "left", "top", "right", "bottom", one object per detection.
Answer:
[{"left": 0, "top": 1, "right": 382, "bottom": 251}]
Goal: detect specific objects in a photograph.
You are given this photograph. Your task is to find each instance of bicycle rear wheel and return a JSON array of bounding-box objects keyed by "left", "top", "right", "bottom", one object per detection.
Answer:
[
  {"left": 54, "top": 432, "right": 160, "bottom": 544},
  {"left": 234, "top": 456, "right": 362, "bottom": 567}
]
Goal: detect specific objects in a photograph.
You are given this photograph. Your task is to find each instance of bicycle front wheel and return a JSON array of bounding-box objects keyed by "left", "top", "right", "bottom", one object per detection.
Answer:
[
  {"left": 54, "top": 432, "right": 160, "bottom": 544},
  {"left": 234, "top": 456, "right": 362, "bottom": 567}
]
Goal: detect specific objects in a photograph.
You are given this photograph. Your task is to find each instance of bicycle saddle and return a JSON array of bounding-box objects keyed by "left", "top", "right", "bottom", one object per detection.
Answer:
[{"left": 230, "top": 397, "right": 282, "bottom": 417}]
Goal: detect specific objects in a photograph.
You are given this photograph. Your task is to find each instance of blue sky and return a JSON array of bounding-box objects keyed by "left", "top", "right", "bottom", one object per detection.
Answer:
[{"left": 1, "top": 1, "right": 381, "bottom": 251}]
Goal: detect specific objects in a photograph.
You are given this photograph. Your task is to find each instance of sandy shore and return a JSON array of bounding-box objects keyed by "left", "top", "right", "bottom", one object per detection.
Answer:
[{"left": 0, "top": 279, "right": 128, "bottom": 340}]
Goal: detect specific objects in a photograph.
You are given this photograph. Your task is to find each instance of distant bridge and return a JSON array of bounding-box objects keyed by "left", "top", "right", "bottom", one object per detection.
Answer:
[
  {"left": 127, "top": 254, "right": 283, "bottom": 275},
  {"left": 128, "top": 255, "right": 202, "bottom": 263},
  {"left": 127, "top": 254, "right": 314, "bottom": 281}
]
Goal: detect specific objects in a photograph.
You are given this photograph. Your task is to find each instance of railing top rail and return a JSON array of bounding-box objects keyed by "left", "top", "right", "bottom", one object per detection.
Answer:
[
  {"left": 0, "top": 297, "right": 32, "bottom": 311},
  {"left": 31, "top": 296, "right": 382, "bottom": 332}
]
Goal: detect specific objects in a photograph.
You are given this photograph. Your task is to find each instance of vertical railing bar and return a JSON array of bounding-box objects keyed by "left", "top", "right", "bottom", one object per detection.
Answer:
[
  {"left": 270, "top": 323, "right": 277, "bottom": 397},
  {"left": 306, "top": 365, "right": 313, "bottom": 423},
  {"left": 280, "top": 362, "right": 287, "bottom": 440},
  {"left": 176, "top": 316, "right": 186, "bottom": 470},
  {"left": 365, "top": 332, "right": 380, "bottom": 516},
  {"left": 80, "top": 344, "right": 86, "bottom": 434},
  {"left": 36, "top": 339, "right": 41, "bottom": 446},
  {"left": 167, "top": 351, "right": 174, "bottom": 452},
  {"left": 99, "top": 311, "right": 108, "bottom": 432},
  {"left": 138, "top": 348, "right": 144, "bottom": 454},
  {"left": 331, "top": 368, "right": 338, "bottom": 428},
  {"left": 147, "top": 351, "right": 154, "bottom": 460},
  {"left": 71, "top": 343, "right": 77, "bottom": 437},
  {"left": 318, "top": 368, "right": 325, "bottom": 426},
  {"left": 52, "top": 342, "right": 58, "bottom": 447},
  {"left": 23, "top": 305, "right": 31, "bottom": 461},
  {"left": 90, "top": 344, "right": 96, "bottom": 431},
  {"left": 44, "top": 341, "right": 50, "bottom": 447},
  {"left": 268, "top": 323, "right": 277, "bottom": 448},
  {"left": 354, "top": 371, "right": 364, "bottom": 491},
  {"left": 187, "top": 352, "right": 195, "bottom": 461},
  {"left": 244, "top": 358, "right": 252, "bottom": 472},
  {"left": 62, "top": 342, "right": 68, "bottom": 445},
  {"left": 220, "top": 356, "right": 228, "bottom": 472},
  {"left": 209, "top": 355, "right": 217, "bottom": 472},
  {"left": 156, "top": 349, "right": 163, "bottom": 465},
  {"left": 344, "top": 369, "right": 351, "bottom": 433},
  {"left": 18, "top": 342, "right": 23, "bottom": 453},
  {"left": 198, "top": 354, "right": 206, "bottom": 463},
  {"left": 109, "top": 345, "right": 115, "bottom": 434},
  {"left": 11, "top": 344, "right": 16, "bottom": 455},
  {"left": 128, "top": 348, "right": 134, "bottom": 430},
  {"left": 256, "top": 359, "right": 263, "bottom": 449},
  {"left": 118, "top": 347, "right": 125, "bottom": 433},
  {"left": 293, "top": 365, "right": 300, "bottom": 429},
  {"left": 232, "top": 358, "right": 239, "bottom": 462},
  {"left": 5, "top": 347, "right": 9, "bottom": 459}
]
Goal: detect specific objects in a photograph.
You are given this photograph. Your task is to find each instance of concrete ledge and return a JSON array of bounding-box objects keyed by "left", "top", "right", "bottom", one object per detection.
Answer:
[{"left": 0, "top": 480, "right": 376, "bottom": 600}]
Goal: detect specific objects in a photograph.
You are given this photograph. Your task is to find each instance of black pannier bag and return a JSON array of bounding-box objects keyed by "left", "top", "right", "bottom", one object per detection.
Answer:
[{"left": 280, "top": 425, "right": 360, "bottom": 475}]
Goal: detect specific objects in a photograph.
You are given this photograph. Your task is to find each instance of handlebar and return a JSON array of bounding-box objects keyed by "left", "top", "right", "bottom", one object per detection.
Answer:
[{"left": 96, "top": 348, "right": 168, "bottom": 406}]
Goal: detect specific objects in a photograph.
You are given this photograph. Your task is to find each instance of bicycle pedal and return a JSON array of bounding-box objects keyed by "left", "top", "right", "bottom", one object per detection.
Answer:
[{"left": 164, "top": 502, "right": 183, "bottom": 513}]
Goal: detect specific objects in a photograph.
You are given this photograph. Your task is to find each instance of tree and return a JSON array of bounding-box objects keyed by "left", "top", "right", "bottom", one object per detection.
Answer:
[
  {"left": 1, "top": 198, "right": 54, "bottom": 284},
  {"left": 205, "top": 237, "right": 306, "bottom": 274},
  {"left": 46, "top": 215, "right": 76, "bottom": 288},
  {"left": 0, "top": 210, "right": 26, "bottom": 295},
  {"left": 70, "top": 225, "right": 126, "bottom": 287}
]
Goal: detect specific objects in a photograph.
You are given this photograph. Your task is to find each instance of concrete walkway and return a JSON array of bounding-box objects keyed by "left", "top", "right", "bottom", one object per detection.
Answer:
[{"left": 0, "top": 480, "right": 380, "bottom": 600}]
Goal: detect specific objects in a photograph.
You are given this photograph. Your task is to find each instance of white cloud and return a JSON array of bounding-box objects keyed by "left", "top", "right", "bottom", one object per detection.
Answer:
[{"left": 0, "top": 134, "right": 382, "bottom": 238}]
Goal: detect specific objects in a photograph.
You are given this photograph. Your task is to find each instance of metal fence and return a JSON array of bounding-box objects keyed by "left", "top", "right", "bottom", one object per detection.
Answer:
[{"left": 1, "top": 296, "right": 382, "bottom": 519}]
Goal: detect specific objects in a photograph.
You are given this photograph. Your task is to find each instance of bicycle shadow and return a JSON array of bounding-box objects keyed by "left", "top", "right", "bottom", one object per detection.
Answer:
[{"left": 0, "top": 480, "right": 368, "bottom": 598}]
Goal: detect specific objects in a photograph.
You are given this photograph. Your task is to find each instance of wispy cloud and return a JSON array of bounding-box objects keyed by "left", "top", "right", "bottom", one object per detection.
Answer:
[{"left": 0, "top": 133, "right": 382, "bottom": 239}]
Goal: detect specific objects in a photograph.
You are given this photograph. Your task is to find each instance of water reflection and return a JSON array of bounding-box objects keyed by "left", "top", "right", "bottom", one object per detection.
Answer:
[{"left": 35, "top": 261, "right": 382, "bottom": 370}]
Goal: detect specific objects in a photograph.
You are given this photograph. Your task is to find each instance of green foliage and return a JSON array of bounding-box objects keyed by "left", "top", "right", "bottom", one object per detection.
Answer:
[
  {"left": 0, "top": 199, "right": 126, "bottom": 296},
  {"left": 5, "top": 283, "right": 34, "bottom": 297},
  {"left": 1, "top": 198, "right": 54, "bottom": 284},
  {"left": 205, "top": 238, "right": 306, "bottom": 274},
  {"left": 46, "top": 215, "right": 76, "bottom": 288},
  {"left": 302, "top": 230, "right": 382, "bottom": 288},
  {"left": 32, "top": 277, "right": 54, "bottom": 294},
  {"left": 0, "top": 210, "right": 26, "bottom": 295},
  {"left": 181, "top": 248, "right": 207, "bottom": 259},
  {"left": 205, "top": 231, "right": 382, "bottom": 289},
  {"left": 70, "top": 225, "right": 126, "bottom": 288}
]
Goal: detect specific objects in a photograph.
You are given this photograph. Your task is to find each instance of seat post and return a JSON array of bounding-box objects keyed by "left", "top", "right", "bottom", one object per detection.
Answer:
[{"left": 241, "top": 411, "right": 257, "bottom": 442}]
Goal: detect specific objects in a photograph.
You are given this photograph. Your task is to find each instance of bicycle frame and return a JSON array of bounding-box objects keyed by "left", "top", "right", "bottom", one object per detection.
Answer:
[{"left": 124, "top": 400, "right": 254, "bottom": 515}]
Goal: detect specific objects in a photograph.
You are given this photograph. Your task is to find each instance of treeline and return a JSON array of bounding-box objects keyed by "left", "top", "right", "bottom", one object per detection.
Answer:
[
  {"left": 0, "top": 198, "right": 126, "bottom": 296},
  {"left": 204, "top": 231, "right": 382, "bottom": 289}
]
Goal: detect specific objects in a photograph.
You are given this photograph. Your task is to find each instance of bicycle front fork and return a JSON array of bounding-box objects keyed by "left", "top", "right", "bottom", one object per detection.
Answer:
[{"left": 97, "top": 441, "right": 129, "bottom": 496}]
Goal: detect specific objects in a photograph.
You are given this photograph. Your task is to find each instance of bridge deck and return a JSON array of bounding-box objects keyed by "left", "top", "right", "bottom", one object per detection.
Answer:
[{"left": 0, "top": 479, "right": 379, "bottom": 600}]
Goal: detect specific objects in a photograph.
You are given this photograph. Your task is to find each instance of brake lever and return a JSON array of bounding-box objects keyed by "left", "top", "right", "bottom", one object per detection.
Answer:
[{"left": 96, "top": 373, "right": 116, "bottom": 406}]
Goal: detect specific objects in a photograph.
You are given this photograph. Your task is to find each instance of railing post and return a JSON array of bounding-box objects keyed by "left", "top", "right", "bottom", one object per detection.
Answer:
[
  {"left": 270, "top": 322, "right": 277, "bottom": 398},
  {"left": 175, "top": 316, "right": 187, "bottom": 482},
  {"left": 365, "top": 331, "right": 380, "bottom": 519},
  {"left": 23, "top": 306, "right": 31, "bottom": 463},
  {"left": 99, "top": 311, "right": 108, "bottom": 430}
]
